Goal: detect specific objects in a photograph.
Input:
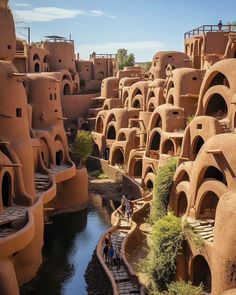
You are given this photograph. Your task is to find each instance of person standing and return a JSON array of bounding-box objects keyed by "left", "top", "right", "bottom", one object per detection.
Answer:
[
  {"left": 108, "top": 245, "right": 115, "bottom": 268},
  {"left": 125, "top": 200, "right": 131, "bottom": 222},
  {"left": 116, "top": 247, "right": 121, "bottom": 269},
  {"left": 121, "top": 194, "right": 127, "bottom": 215},
  {"left": 218, "top": 20, "right": 223, "bottom": 31}
]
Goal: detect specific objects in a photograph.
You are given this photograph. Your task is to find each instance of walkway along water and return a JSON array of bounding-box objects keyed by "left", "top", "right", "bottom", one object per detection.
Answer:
[{"left": 20, "top": 193, "right": 119, "bottom": 295}]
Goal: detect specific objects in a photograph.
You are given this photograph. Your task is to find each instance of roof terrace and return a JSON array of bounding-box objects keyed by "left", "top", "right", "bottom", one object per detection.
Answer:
[{"left": 184, "top": 24, "right": 236, "bottom": 39}]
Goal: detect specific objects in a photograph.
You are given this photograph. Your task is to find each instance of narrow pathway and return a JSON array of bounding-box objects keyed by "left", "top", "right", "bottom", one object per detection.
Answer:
[{"left": 100, "top": 201, "right": 146, "bottom": 295}]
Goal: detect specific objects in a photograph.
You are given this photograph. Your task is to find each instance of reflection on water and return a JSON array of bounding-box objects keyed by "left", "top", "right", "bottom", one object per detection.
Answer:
[{"left": 21, "top": 194, "right": 119, "bottom": 295}]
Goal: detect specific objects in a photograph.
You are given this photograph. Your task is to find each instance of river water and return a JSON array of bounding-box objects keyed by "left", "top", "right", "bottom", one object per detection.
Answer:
[{"left": 21, "top": 194, "right": 119, "bottom": 295}]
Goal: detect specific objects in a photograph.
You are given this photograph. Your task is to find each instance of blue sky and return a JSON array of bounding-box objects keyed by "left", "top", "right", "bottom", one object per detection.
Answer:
[{"left": 10, "top": 0, "right": 236, "bottom": 61}]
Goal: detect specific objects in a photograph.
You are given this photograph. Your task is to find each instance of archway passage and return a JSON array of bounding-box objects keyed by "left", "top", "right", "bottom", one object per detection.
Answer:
[
  {"left": 205, "top": 93, "right": 228, "bottom": 119},
  {"left": 192, "top": 255, "right": 211, "bottom": 293},
  {"left": 199, "top": 191, "right": 219, "bottom": 219},
  {"left": 34, "top": 63, "right": 40, "bottom": 72},
  {"left": 2, "top": 172, "right": 11, "bottom": 207},
  {"left": 163, "top": 139, "right": 175, "bottom": 155},
  {"left": 104, "top": 148, "right": 110, "bottom": 160},
  {"left": 63, "top": 83, "right": 71, "bottom": 95},
  {"left": 192, "top": 136, "right": 204, "bottom": 157},
  {"left": 133, "top": 160, "right": 142, "bottom": 177},
  {"left": 177, "top": 192, "right": 188, "bottom": 216},
  {"left": 204, "top": 166, "right": 227, "bottom": 185},
  {"left": 150, "top": 132, "right": 161, "bottom": 150},
  {"left": 146, "top": 179, "right": 153, "bottom": 191},
  {"left": 209, "top": 72, "right": 230, "bottom": 88},
  {"left": 56, "top": 150, "right": 63, "bottom": 166},
  {"left": 133, "top": 99, "right": 141, "bottom": 108},
  {"left": 107, "top": 125, "right": 116, "bottom": 140},
  {"left": 113, "top": 149, "right": 124, "bottom": 165}
]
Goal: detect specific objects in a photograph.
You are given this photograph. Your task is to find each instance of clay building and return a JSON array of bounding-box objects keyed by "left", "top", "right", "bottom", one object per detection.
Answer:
[{"left": 90, "top": 23, "right": 236, "bottom": 295}]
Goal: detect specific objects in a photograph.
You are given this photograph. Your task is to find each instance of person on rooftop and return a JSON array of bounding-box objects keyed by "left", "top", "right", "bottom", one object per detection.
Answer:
[{"left": 218, "top": 20, "right": 223, "bottom": 31}]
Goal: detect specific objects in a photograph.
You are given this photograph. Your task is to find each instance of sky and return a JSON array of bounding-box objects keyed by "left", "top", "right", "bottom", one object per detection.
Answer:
[{"left": 9, "top": 0, "right": 236, "bottom": 62}]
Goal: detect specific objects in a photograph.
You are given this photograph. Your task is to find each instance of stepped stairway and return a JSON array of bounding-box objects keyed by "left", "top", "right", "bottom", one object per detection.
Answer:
[
  {"left": 101, "top": 201, "right": 145, "bottom": 295},
  {"left": 187, "top": 218, "right": 214, "bottom": 243},
  {"left": 35, "top": 173, "right": 51, "bottom": 197}
]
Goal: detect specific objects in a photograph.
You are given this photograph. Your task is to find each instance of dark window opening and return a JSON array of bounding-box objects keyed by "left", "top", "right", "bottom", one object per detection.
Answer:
[
  {"left": 209, "top": 72, "right": 229, "bottom": 88},
  {"left": 192, "top": 136, "right": 204, "bottom": 156},
  {"left": 192, "top": 255, "right": 211, "bottom": 293},
  {"left": 34, "top": 63, "right": 40, "bottom": 72},
  {"left": 7, "top": 45, "right": 12, "bottom": 50},
  {"left": 205, "top": 93, "right": 228, "bottom": 119},
  {"left": 104, "top": 148, "right": 110, "bottom": 160},
  {"left": 54, "top": 93, "right": 57, "bottom": 100},
  {"left": 49, "top": 93, "right": 53, "bottom": 100},
  {"left": 173, "top": 111, "right": 179, "bottom": 115},
  {"left": 63, "top": 84, "right": 71, "bottom": 95},
  {"left": 56, "top": 150, "right": 63, "bottom": 166},
  {"left": 58, "top": 59, "right": 62, "bottom": 63},
  {"left": 192, "top": 77, "right": 197, "bottom": 80},
  {"left": 2, "top": 172, "right": 11, "bottom": 207},
  {"left": 199, "top": 191, "right": 219, "bottom": 219},
  {"left": 177, "top": 192, "right": 188, "bottom": 216},
  {"left": 197, "top": 124, "right": 202, "bottom": 129},
  {"left": 150, "top": 132, "right": 161, "bottom": 150},
  {"left": 16, "top": 108, "right": 22, "bottom": 117},
  {"left": 204, "top": 166, "right": 227, "bottom": 185},
  {"left": 146, "top": 180, "right": 153, "bottom": 191},
  {"left": 107, "top": 125, "right": 116, "bottom": 140}
]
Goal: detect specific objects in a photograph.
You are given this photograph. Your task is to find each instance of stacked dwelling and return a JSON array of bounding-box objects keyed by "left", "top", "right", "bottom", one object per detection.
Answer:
[
  {"left": 13, "top": 35, "right": 116, "bottom": 126},
  {"left": 0, "top": 1, "right": 91, "bottom": 294},
  {"left": 92, "top": 24, "right": 236, "bottom": 294}
]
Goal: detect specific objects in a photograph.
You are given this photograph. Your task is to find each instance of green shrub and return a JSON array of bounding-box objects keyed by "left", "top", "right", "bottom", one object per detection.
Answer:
[
  {"left": 142, "top": 213, "right": 183, "bottom": 292},
  {"left": 151, "top": 158, "right": 178, "bottom": 222},
  {"left": 183, "top": 221, "right": 204, "bottom": 249},
  {"left": 70, "top": 131, "right": 93, "bottom": 166},
  {"left": 155, "top": 280, "right": 205, "bottom": 295}
]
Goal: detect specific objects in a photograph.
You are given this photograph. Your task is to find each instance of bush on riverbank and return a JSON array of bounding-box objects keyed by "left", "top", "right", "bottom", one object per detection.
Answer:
[
  {"left": 70, "top": 131, "right": 93, "bottom": 166},
  {"left": 143, "top": 213, "right": 183, "bottom": 292},
  {"left": 151, "top": 158, "right": 178, "bottom": 222},
  {"left": 153, "top": 280, "right": 205, "bottom": 295}
]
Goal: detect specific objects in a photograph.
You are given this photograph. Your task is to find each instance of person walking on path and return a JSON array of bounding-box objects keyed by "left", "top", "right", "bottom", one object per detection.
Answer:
[
  {"left": 125, "top": 200, "right": 131, "bottom": 222},
  {"left": 108, "top": 245, "right": 115, "bottom": 268},
  {"left": 103, "top": 244, "right": 109, "bottom": 264},
  {"left": 121, "top": 194, "right": 127, "bottom": 215}
]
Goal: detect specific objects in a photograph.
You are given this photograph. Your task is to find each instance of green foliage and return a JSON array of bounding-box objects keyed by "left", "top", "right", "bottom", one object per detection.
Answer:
[
  {"left": 186, "top": 116, "right": 195, "bottom": 125},
  {"left": 142, "top": 213, "right": 183, "bottom": 292},
  {"left": 183, "top": 221, "right": 204, "bottom": 249},
  {"left": 144, "top": 61, "right": 152, "bottom": 72},
  {"left": 70, "top": 131, "right": 93, "bottom": 166},
  {"left": 89, "top": 170, "right": 108, "bottom": 179},
  {"left": 117, "top": 48, "right": 135, "bottom": 70},
  {"left": 151, "top": 158, "right": 178, "bottom": 222},
  {"left": 153, "top": 280, "right": 205, "bottom": 295}
]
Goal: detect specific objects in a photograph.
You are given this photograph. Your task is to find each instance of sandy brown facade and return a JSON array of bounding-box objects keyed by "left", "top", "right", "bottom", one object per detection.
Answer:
[
  {"left": 91, "top": 25, "right": 236, "bottom": 294},
  {"left": 0, "top": 2, "right": 94, "bottom": 294}
]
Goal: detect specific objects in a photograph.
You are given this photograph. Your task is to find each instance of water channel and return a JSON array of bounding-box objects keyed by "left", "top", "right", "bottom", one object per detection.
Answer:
[{"left": 21, "top": 193, "right": 119, "bottom": 295}]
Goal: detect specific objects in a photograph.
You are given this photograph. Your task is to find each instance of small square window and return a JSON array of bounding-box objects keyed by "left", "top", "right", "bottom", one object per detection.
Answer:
[
  {"left": 49, "top": 94, "right": 53, "bottom": 100},
  {"left": 16, "top": 108, "right": 22, "bottom": 117},
  {"left": 58, "top": 59, "right": 62, "bottom": 62},
  {"left": 197, "top": 124, "right": 202, "bottom": 129},
  {"left": 8, "top": 45, "right": 12, "bottom": 50},
  {"left": 193, "top": 77, "right": 197, "bottom": 80}
]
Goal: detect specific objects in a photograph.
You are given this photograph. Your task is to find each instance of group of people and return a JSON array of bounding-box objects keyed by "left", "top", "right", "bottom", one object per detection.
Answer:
[
  {"left": 121, "top": 194, "right": 134, "bottom": 222},
  {"left": 103, "top": 232, "right": 121, "bottom": 269}
]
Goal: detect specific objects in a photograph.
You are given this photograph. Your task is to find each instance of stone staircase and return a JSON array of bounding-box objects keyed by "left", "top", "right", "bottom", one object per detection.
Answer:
[
  {"left": 35, "top": 173, "right": 51, "bottom": 197},
  {"left": 101, "top": 201, "right": 145, "bottom": 294},
  {"left": 187, "top": 218, "right": 214, "bottom": 243}
]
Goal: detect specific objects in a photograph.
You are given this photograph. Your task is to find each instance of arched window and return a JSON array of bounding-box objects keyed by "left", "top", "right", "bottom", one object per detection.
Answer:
[
  {"left": 204, "top": 166, "right": 227, "bottom": 185},
  {"left": 177, "top": 192, "right": 188, "bottom": 216},
  {"left": 162, "top": 139, "right": 175, "bottom": 155},
  {"left": 205, "top": 94, "right": 228, "bottom": 119},
  {"left": 63, "top": 84, "right": 71, "bottom": 95},
  {"left": 209, "top": 72, "right": 230, "bottom": 88},
  {"left": 112, "top": 149, "right": 124, "bottom": 165},
  {"left": 56, "top": 150, "right": 63, "bottom": 166},
  {"left": 107, "top": 125, "right": 116, "bottom": 140},
  {"left": 34, "top": 63, "right": 40, "bottom": 72},
  {"left": 2, "top": 172, "right": 11, "bottom": 207},
  {"left": 199, "top": 191, "right": 219, "bottom": 219},
  {"left": 150, "top": 132, "right": 161, "bottom": 150},
  {"left": 192, "top": 136, "right": 204, "bottom": 158},
  {"left": 192, "top": 255, "right": 211, "bottom": 293}
]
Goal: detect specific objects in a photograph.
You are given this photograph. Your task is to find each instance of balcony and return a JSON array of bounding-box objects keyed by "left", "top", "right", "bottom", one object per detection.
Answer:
[{"left": 184, "top": 24, "right": 236, "bottom": 39}]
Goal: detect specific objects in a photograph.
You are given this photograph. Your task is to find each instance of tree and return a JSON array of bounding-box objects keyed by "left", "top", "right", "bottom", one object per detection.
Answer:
[
  {"left": 117, "top": 48, "right": 135, "bottom": 70},
  {"left": 144, "top": 61, "right": 152, "bottom": 72},
  {"left": 70, "top": 131, "right": 93, "bottom": 167}
]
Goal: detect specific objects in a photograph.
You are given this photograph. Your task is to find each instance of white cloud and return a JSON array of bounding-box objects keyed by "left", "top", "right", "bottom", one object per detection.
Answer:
[
  {"left": 14, "top": 3, "right": 30, "bottom": 7},
  {"left": 13, "top": 7, "right": 117, "bottom": 22}
]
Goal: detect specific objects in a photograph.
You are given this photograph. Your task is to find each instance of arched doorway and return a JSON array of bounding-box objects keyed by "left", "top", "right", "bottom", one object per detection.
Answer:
[
  {"left": 63, "top": 83, "right": 71, "bottom": 95},
  {"left": 104, "top": 147, "right": 110, "bottom": 160},
  {"left": 177, "top": 192, "right": 188, "bottom": 216},
  {"left": 133, "top": 160, "right": 142, "bottom": 177},
  {"left": 192, "top": 136, "right": 204, "bottom": 158},
  {"left": 2, "top": 172, "right": 11, "bottom": 207},
  {"left": 199, "top": 191, "right": 219, "bottom": 219},
  {"left": 192, "top": 255, "right": 211, "bottom": 292},
  {"left": 162, "top": 139, "right": 175, "bottom": 155},
  {"left": 205, "top": 94, "right": 228, "bottom": 119},
  {"left": 34, "top": 63, "right": 40, "bottom": 72},
  {"left": 56, "top": 150, "right": 63, "bottom": 166},
  {"left": 112, "top": 149, "right": 124, "bottom": 165},
  {"left": 107, "top": 125, "right": 116, "bottom": 140},
  {"left": 146, "top": 179, "right": 153, "bottom": 191}
]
